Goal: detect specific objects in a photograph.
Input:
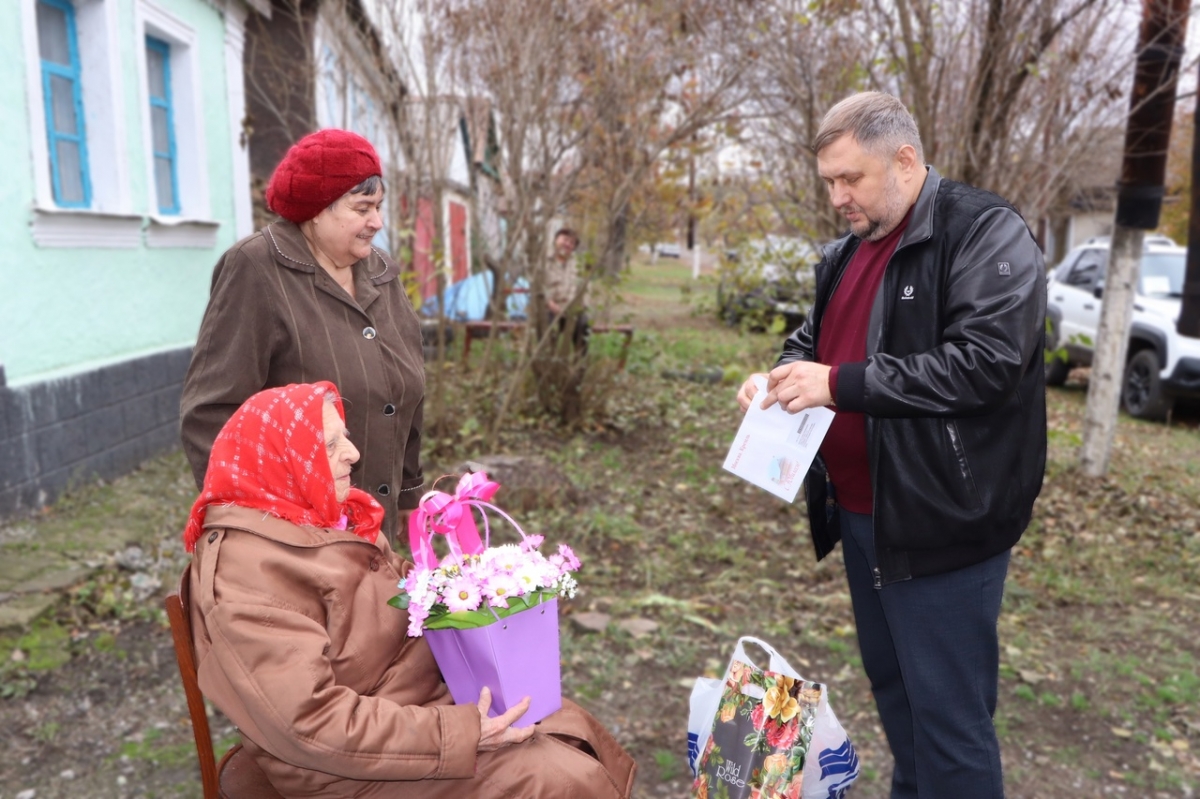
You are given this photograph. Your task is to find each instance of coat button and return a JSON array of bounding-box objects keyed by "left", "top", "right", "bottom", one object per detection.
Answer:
[
  {"left": 377, "top": 484, "right": 390, "bottom": 496},
  {"left": 208, "top": 531, "right": 218, "bottom": 543},
  {"left": 370, "top": 558, "right": 380, "bottom": 572},
  {"left": 383, "top": 403, "right": 396, "bottom": 416},
  {"left": 362, "top": 326, "right": 377, "bottom": 340}
]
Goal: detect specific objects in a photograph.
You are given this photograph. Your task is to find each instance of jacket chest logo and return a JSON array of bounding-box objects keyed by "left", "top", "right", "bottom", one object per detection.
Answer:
[{"left": 901, "top": 285, "right": 915, "bottom": 301}]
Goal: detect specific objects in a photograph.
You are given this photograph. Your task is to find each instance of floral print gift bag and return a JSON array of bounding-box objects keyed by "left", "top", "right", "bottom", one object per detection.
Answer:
[{"left": 691, "top": 637, "right": 859, "bottom": 799}]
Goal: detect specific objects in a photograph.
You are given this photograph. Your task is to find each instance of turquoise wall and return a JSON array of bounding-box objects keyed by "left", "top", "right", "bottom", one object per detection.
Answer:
[{"left": 0, "top": 0, "right": 239, "bottom": 385}]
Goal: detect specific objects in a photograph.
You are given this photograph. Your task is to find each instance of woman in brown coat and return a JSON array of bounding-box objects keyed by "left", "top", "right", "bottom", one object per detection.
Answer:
[
  {"left": 181, "top": 129, "right": 423, "bottom": 543},
  {"left": 184, "top": 382, "right": 636, "bottom": 798}
]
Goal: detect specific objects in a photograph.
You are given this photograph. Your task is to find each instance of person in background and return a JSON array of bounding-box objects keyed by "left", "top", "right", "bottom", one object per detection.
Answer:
[
  {"left": 180, "top": 129, "right": 423, "bottom": 544},
  {"left": 542, "top": 227, "right": 590, "bottom": 352},
  {"left": 737, "top": 91, "right": 1046, "bottom": 798},
  {"left": 185, "top": 381, "right": 637, "bottom": 799}
]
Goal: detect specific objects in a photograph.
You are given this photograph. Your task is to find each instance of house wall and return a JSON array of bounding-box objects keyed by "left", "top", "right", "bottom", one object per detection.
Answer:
[
  {"left": 1066, "top": 212, "right": 1113, "bottom": 251},
  {"left": 474, "top": 173, "right": 504, "bottom": 264},
  {"left": 1040, "top": 211, "right": 1117, "bottom": 269},
  {"left": 0, "top": 0, "right": 253, "bottom": 518},
  {"left": 0, "top": 347, "right": 192, "bottom": 515},
  {"left": 447, "top": 195, "right": 469, "bottom": 282}
]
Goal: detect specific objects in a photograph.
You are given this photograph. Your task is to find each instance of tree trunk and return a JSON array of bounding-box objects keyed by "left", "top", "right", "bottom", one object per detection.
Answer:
[
  {"left": 1079, "top": 0, "right": 1188, "bottom": 476},
  {"left": 1079, "top": 226, "right": 1143, "bottom": 476},
  {"left": 1181, "top": 60, "right": 1200, "bottom": 339},
  {"left": 599, "top": 206, "right": 629, "bottom": 277}
]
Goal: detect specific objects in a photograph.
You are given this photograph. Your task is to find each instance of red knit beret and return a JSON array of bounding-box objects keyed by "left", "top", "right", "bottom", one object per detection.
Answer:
[{"left": 265, "top": 129, "right": 383, "bottom": 223}]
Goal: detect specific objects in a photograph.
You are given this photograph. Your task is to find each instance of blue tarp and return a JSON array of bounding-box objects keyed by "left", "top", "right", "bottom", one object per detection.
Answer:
[{"left": 420, "top": 271, "right": 494, "bottom": 321}]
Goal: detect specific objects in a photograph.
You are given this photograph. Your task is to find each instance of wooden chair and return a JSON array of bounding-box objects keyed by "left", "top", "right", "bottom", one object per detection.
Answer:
[{"left": 165, "top": 565, "right": 284, "bottom": 799}]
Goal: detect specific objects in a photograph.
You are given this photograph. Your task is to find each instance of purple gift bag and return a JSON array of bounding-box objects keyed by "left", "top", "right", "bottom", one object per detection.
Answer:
[{"left": 425, "top": 598, "right": 563, "bottom": 726}]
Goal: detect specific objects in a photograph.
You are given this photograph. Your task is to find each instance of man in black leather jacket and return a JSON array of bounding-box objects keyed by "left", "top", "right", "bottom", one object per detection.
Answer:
[{"left": 737, "top": 92, "right": 1046, "bottom": 799}]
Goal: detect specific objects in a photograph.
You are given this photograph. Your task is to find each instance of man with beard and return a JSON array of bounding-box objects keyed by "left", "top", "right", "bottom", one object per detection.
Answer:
[
  {"left": 736, "top": 92, "right": 1046, "bottom": 798},
  {"left": 542, "top": 227, "right": 590, "bottom": 352}
]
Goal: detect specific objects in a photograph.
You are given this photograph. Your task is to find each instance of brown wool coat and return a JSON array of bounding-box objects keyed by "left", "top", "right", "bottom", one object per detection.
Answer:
[
  {"left": 190, "top": 505, "right": 637, "bottom": 799},
  {"left": 180, "top": 221, "right": 425, "bottom": 542}
]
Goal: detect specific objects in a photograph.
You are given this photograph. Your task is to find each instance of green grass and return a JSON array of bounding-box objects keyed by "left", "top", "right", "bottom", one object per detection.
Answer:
[
  {"left": 116, "top": 728, "right": 198, "bottom": 768},
  {"left": 620, "top": 260, "right": 696, "bottom": 296}
]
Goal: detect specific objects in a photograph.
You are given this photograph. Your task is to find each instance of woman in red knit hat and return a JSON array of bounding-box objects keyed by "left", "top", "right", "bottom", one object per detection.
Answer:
[{"left": 181, "top": 129, "right": 425, "bottom": 544}]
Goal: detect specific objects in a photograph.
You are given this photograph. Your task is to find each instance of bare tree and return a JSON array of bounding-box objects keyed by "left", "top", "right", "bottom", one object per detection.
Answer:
[
  {"left": 742, "top": 0, "right": 1140, "bottom": 243},
  {"left": 432, "top": 0, "right": 597, "bottom": 427},
  {"left": 569, "top": 1, "right": 755, "bottom": 277},
  {"left": 421, "top": 0, "right": 758, "bottom": 426}
]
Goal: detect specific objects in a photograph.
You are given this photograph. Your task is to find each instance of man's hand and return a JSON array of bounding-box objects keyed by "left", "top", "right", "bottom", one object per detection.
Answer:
[
  {"left": 476, "top": 687, "right": 534, "bottom": 752},
  {"left": 762, "top": 361, "right": 833, "bottom": 413},
  {"left": 736, "top": 373, "right": 768, "bottom": 412}
]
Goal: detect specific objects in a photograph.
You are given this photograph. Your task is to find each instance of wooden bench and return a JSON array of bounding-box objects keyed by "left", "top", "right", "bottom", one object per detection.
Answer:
[{"left": 461, "top": 321, "right": 636, "bottom": 369}]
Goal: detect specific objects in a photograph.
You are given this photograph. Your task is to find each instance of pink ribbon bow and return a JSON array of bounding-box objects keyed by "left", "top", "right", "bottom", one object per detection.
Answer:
[{"left": 408, "top": 472, "right": 500, "bottom": 570}]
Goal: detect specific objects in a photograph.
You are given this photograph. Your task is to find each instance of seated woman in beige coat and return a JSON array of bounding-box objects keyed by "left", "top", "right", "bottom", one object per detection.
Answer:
[{"left": 183, "top": 381, "right": 636, "bottom": 799}]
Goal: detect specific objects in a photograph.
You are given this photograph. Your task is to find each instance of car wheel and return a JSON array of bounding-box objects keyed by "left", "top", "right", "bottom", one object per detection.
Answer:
[
  {"left": 1122, "top": 349, "right": 1173, "bottom": 420},
  {"left": 1044, "top": 353, "right": 1070, "bottom": 386}
]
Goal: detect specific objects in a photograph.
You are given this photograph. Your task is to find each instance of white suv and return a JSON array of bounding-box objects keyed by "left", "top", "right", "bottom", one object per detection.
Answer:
[{"left": 1045, "top": 235, "right": 1200, "bottom": 420}]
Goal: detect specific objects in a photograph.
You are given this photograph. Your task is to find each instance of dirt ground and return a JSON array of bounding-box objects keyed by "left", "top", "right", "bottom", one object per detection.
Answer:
[{"left": 2, "top": 264, "right": 1198, "bottom": 798}]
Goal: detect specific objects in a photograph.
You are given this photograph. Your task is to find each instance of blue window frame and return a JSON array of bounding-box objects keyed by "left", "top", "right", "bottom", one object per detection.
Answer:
[
  {"left": 37, "top": 0, "right": 91, "bottom": 208},
  {"left": 145, "top": 36, "right": 180, "bottom": 215}
]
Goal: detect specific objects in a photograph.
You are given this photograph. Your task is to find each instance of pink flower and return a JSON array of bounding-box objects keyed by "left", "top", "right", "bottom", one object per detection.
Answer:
[
  {"left": 751, "top": 702, "right": 766, "bottom": 731},
  {"left": 406, "top": 602, "right": 429, "bottom": 637},
  {"left": 443, "top": 575, "right": 481, "bottom": 612},
  {"left": 557, "top": 544, "right": 581, "bottom": 570},
  {"left": 519, "top": 534, "right": 545, "bottom": 552},
  {"left": 765, "top": 718, "right": 798, "bottom": 750},
  {"left": 482, "top": 573, "right": 521, "bottom": 608}
]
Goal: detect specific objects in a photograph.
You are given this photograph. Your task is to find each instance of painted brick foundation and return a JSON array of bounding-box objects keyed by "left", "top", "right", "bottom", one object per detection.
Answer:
[{"left": 0, "top": 348, "right": 192, "bottom": 519}]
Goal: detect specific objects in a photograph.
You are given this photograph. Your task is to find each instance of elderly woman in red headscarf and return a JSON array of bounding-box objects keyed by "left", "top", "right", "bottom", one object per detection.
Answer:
[
  {"left": 181, "top": 129, "right": 423, "bottom": 544},
  {"left": 185, "top": 382, "right": 636, "bottom": 798}
]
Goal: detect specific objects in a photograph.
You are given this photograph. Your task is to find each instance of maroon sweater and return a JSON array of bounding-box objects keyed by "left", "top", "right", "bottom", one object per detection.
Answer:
[{"left": 816, "top": 211, "right": 912, "bottom": 513}]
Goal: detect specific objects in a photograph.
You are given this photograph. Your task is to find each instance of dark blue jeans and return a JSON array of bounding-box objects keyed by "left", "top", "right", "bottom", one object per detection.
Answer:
[{"left": 839, "top": 510, "right": 1009, "bottom": 799}]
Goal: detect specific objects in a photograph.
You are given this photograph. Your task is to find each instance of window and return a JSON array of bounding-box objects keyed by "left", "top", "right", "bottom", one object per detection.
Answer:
[
  {"left": 1064, "top": 250, "right": 1108, "bottom": 291},
  {"left": 137, "top": 0, "right": 214, "bottom": 236},
  {"left": 25, "top": 0, "right": 140, "bottom": 246},
  {"left": 145, "top": 36, "right": 179, "bottom": 215},
  {"left": 37, "top": 0, "right": 91, "bottom": 208},
  {"left": 1138, "top": 252, "right": 1185, "bottom": 297}
]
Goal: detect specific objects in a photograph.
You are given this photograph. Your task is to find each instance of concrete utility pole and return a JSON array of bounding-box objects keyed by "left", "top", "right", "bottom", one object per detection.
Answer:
[
  {"left": 1080, "top": 0, "right": 1189, "bottom": 477},
  {"left": 1181, "top": 63, "right": 1200, "bottom": 339}
]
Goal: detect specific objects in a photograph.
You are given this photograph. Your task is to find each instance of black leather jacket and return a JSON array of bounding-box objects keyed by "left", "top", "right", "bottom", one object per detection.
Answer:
[{"left": 780, "top": 168, "right": 1047, "bottom": 584}]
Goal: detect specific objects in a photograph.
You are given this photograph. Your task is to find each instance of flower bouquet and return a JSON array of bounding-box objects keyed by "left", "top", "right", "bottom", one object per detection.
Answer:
[{"left": 390, "top": 472, "right": 581, "bottom": 725}]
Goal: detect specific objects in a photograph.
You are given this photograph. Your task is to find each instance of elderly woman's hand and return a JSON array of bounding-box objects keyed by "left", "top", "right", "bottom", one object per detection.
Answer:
[{"left": 475, "top": 687, "right": 535, "bottom": 752}]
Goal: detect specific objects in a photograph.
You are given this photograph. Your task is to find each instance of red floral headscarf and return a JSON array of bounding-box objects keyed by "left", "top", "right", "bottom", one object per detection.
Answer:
[{"left": 183, "top": 381, "right": 384, "bottom": 551}]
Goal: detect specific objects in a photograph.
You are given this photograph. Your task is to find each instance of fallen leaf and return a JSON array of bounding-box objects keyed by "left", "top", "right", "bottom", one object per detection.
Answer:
[
  {"left": 617, "top": 617, "right": 659, "bottom": 638},
  {"left": 1018, "top": 669, "right": 1045, "bottom": 685}
]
